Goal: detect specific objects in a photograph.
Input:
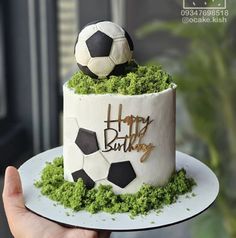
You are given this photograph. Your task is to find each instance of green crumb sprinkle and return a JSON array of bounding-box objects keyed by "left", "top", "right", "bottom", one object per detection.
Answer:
[
  {"left": 34, "top": 157, "right": 196, "bottom": 217},
  {"left": 186, "top": 208, "right": 190, "bottom": 211},
  {"left": 151, "top": 221, "right": 155, "bottom": 224},
  {"left": 192, "top": 192, "right": 196, "bottom": 197},
  {"left": 67, "top": 62, "right": 174, "bottom": 95},
  {"left": 111, "top": 218, "right": 116, "bottom": 221}
]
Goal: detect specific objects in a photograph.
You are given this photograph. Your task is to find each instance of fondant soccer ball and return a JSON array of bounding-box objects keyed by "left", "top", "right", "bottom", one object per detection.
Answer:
[{"left": 74, "top": 21, "right": 134, "bottom": 78}]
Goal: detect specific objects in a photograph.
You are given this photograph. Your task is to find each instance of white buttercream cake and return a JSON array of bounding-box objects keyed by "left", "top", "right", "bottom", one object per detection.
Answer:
[
  {"left": 63, "top": 21, "right": 176, "bottom": 194},
  {"left": 63, "top": 84, "right": 176, "bottom": 194}
]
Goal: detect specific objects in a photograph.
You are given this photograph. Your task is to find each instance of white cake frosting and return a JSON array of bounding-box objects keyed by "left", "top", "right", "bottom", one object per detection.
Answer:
[{"left": 63, "top": 83, "right": 176, "bottom": 194}]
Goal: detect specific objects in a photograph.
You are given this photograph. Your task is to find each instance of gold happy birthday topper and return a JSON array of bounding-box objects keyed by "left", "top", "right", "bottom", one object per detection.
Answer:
[{"left": 103, "top": 104, "right": 155, "bottom": 162}]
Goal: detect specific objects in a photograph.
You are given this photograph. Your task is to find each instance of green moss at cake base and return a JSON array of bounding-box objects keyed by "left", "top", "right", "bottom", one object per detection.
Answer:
[
  {"left": 67, "top": 62, "right": 174, "bottom": 95},
  {"left": 35, "top": 157, "right": 196, "bottom": 217}
]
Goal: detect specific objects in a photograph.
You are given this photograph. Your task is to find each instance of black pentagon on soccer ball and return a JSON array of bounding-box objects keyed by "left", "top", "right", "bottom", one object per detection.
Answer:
[
  {"left": 86, "top": 31, "right": 113, "bottom": 57},
  {"left": 71, "top": 169, "right": 95, "bottom": 189},
  {"left": 74, "top": 35, "right": 79, "bottom": 55},
  {"left": 124, "top": 30, "right": 134, "bottom": 51},
  {"left": 109, "top": 62, "right": 128, "bottom": 77},
  {"left": 107, "top": 161, "right": 136, "bottom": 188},
  {"left": 77, "top": 63, "right": 98, "bottom": 79},
  {"left": 75, "top": 128, "right": 99, "bottom": 155}
]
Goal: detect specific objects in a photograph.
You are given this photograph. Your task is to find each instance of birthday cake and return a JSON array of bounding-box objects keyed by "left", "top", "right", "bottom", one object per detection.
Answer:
[{"left": 63, "top": 21, "right": 176, "bottom": 194}]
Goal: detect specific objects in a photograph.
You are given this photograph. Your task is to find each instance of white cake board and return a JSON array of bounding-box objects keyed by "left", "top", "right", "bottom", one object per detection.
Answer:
[{"left": 18, "top": 146, "right": 219, "bottom": 232}]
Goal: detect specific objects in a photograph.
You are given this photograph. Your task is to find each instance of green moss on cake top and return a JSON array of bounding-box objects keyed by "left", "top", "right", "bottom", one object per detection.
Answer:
[
  {"left": 35, "top": 157, "right": 196, "bottom": 217},
  {"left": 67, "top": 62, "right": 174, "bottom": 95}
]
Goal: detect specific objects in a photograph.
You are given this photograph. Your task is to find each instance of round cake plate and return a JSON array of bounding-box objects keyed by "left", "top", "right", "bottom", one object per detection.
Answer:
[{"left": 18, "top": 146, "right": 219, "bottom": 232}]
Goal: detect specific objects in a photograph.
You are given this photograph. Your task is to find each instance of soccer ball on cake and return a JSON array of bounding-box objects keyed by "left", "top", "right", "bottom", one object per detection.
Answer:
[{"left": 74, "top": 21, "right": 134, "bottom": 78}]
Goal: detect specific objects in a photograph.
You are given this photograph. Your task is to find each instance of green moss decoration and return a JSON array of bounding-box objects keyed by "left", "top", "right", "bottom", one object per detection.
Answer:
[
  {"left": 35, "top": 157, "right": 196, "bottom": 217},
  {"left": 67, "top": 62, "right": 174, "bottom": 95}
]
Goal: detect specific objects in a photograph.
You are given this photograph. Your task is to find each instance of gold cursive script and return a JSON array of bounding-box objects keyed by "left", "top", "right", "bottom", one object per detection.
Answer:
[{"left": 103, "top": 104, "right": 155, "bottom": 162}]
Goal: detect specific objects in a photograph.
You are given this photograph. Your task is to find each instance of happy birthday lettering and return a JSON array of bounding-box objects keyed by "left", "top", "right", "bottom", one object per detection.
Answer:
[{"left": 102, "top": 104, "right": 155, "bottom": 162}]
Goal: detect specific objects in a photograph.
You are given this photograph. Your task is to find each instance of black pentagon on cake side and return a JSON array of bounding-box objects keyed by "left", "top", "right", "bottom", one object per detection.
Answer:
[
  {"left": 86, "top": 31, "right": 113, "bottom": 57},
  {"left": 107, "top": 161, "right": 136, "bottom": 188},
  {"left": 75, "top": 128, "right": 99, "bottom": 155},
  {"left": 71, "top": 169, "right": 95, "bottom": 189}
]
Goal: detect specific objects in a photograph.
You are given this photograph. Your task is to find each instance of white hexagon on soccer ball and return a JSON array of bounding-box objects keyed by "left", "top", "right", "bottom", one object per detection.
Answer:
[
  {"left": 88, "top": 57, "right": 115, "bottom": 78},
  {"left": 96, "top": 21, "right": 125, "bottom": 39},
  {"left": 110, "top": 38, "right": 132, "bottom": 65},
  {"left": 78, "top": 24, "right": 98, "bottom": 42},
  {"left": 83, "top": 151, "right": 110, "bottom": 181},
  {"left": 74, "top": 39, "right": 91, "bottom": 66}
]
